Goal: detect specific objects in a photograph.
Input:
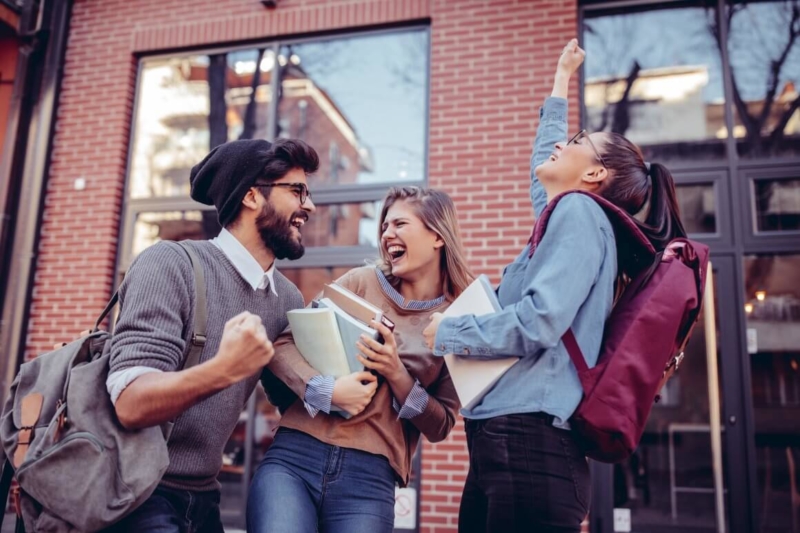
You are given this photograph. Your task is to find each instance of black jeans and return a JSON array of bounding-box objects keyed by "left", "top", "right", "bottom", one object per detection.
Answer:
[
  {"left": 459, "top": 413, "right": 591, "bottom": 533},
  {"left": 111, "top": 485, "right": 223, "bottom": 533}
]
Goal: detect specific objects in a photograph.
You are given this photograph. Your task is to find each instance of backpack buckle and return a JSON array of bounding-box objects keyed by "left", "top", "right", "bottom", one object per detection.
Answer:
[{"left": 192, "top": 334, "right": 206, "bottom": 346}]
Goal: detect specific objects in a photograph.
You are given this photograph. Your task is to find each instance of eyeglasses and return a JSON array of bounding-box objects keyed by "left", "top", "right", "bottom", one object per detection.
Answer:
[
  {"left": 567, "top": 129, "right": 607, "bottom": 169},
  {"left": 254, "top": 182, "right": 312, "bottom": 205}
]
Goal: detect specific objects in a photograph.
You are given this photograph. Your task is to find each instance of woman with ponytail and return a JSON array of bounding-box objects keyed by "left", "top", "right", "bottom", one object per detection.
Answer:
[{"left": 422, "top": 39, "right": 687, "bottom": 533}]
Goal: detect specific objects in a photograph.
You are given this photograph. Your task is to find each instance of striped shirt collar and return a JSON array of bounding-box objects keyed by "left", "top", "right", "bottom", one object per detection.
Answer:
[{"left": 374, "top": 267, "right": 446, "bottom": 310}]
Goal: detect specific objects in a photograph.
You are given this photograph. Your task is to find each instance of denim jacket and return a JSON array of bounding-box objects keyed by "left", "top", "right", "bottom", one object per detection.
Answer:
[{"left": 432, "top": 97, "right": 617, "bottom": 426}]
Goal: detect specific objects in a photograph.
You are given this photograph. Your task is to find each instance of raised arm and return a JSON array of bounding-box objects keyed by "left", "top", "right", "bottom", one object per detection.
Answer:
[{"left": 530, "top": 39, "right": 585, "bottom": 218}]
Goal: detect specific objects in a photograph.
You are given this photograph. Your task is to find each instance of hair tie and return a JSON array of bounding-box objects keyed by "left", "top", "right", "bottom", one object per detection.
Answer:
[{"left": 644, "top": 161, "right": 651, "bottom": 174}]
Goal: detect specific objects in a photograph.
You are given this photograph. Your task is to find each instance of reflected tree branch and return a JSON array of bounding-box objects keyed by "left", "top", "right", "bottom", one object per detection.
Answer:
[
  {"left": 240, "top": 48, "right": 267, "bottom": 141},
  {"left": 756, "top": 1, "right": 800, "bottom": 134},
  {"left": 208, "top": 53, "right": 228, "bottom": 149},
  {"left": 611, "top": 61, "right": 641, "bottom": 135},
  {"left": 710, "top": 1, "right": 800, "bottom": 156},
  {"left": 769, "top": 93, "right": 800, "bottom": 145}
]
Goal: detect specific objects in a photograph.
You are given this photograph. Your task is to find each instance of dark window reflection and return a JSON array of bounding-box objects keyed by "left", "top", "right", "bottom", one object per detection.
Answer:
[
  {"left": 727, "top": 1, "right": 800, "bottom": 159},
  {"left": 299, "top": 200, "right": 381, "bottom": 248},
  {"left": 282, "top": 266, "right": 364, "bottom": 305},
  {"left": 743, "top": 254, "right": 800, "bottom": 532},
  {"left": 583, "top": 2, "right": 727, "bottom": 163},
  {"left": 676, "top": 184, "right": 717, "bottom": 234},
  {"left": 754, "top": 178, "right": 800, "bottom": 232},
  {"left": 277, "top": 31, "right": 428, "bottom": 187}
]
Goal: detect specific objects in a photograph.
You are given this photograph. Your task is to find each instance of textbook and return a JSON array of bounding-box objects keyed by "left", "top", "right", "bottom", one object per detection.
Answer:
[
  {"left": 323, "top": 282, "right": 395, "bottom": 332},
  {"left": 287, "top": 296, "right": 383, "bottom": 419},
  {"left": 443, "top": 275, "right": 520, "bottom": 410},
  {"left": 316, "top": 297, "right": 380, "bottom": 373},
  {"left": 286, "top": 307, "right": 352, "bottom": 377}
]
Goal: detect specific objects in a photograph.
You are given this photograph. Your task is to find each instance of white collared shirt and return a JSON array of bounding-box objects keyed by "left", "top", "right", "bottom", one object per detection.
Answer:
[
  {"left": 106, "top": 231, "right": 277, "bottom": 404},
  {"left": 211, "top": 228, "right": 278, "bottom": 296}
]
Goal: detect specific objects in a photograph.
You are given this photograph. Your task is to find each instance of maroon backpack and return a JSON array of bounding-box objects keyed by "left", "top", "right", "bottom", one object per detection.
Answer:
[{"left": 529, "top": 190, "right": 710, "bottom": 463}]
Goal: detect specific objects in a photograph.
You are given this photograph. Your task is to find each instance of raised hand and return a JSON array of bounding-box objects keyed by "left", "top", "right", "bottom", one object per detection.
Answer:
[
  {"left": 557, "top": 38, "right": 585, "bottom": 78},
  {"left": 552, "top": 38, "right": 586, "bottom": 99}
]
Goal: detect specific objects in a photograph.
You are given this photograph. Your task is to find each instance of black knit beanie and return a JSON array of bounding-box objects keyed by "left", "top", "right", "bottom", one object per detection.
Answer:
[{"left": 189, "top": 138, "right": 273, "bottom": 227}]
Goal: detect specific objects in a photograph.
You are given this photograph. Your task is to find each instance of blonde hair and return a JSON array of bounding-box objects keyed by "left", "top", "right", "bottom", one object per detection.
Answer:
[{"left": 377, "top": 187, "right": 474, "bottom": 301}]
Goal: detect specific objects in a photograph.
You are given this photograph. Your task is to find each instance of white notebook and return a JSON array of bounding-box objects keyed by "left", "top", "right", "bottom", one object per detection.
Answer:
[
  {"left": 317, "top": 297, "right": 380, "bottom": 373},
  {"left": 286, "top": 308, "right": 351, "bottom": 377},
  {"left": 443, "top": 275, "right": 519, "bottom": 410}
]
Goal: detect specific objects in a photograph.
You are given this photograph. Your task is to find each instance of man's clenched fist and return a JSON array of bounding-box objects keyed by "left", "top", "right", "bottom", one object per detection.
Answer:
[{"left": 216, "top": 311, "right": 274, "bottom": 384}]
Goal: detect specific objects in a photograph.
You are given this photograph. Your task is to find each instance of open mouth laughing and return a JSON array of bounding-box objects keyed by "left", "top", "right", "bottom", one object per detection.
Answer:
[{"left": 387, "top": 244, "right": 406, "bottom": 263}]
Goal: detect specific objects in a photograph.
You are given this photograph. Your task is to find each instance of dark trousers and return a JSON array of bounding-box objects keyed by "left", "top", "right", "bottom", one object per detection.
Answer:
[
  {"left": 111, "top": 485, "right": 223, "bottom": 533},
  {"left": 459, "top": 413, "right": 591, "bottom": 533}
]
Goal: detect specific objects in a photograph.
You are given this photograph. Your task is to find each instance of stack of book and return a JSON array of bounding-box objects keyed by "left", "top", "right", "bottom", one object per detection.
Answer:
[
  {"left": 287, "top": 283, "right": 395, "bottom": 378},
  {"left": 288, "top": 276, "right": 519, "bottom": 413}
]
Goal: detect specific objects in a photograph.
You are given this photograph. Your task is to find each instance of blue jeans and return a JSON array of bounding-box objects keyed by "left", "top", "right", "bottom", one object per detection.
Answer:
[
  {"left": 112, "top": 485, "right": 222, "bottom": 533},
  {"left": 246, "top": 427, "right": 396, "bottom": 533}
]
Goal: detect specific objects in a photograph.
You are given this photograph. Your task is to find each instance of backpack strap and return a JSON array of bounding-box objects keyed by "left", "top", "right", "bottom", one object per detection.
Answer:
[
  {"left": 91, "top": 241, "right": 208, "bottom": 370},
  {"left": 528, "top": 190, "right": 656, "bottom": 279},
  {"left": 562, "top": 329, "right": 588, "bottom": 376},
  {"left": 176, "top": 241, "right": 208, "bottom": 370}
]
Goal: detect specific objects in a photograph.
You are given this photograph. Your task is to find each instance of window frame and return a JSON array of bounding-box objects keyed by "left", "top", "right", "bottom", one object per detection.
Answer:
[
  {"left": 740, "top": 165, "right": 800, "bottom": 252},
  {"left": 119, "top": 24, "right": 431, "bottom": 277}
]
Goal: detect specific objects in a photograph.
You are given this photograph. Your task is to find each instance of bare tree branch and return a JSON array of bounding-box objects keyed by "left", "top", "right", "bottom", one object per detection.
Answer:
[
  {"left": 709, "top": 3, "right": 762, "bottom": 152},
  {"left": 756, "top": 2, "right": 800, "bottom": 132},
  {"left": 208, "top": 54, "right": 228, "bottom": 149},
  {"left": 239, "top": 48, "right": 267, "bottom": 140},
  {"left": 611, "top": 61, "right": 641, "bottom": 135},
  {"left": 768, "top": 93, "right": 800, "bottom": 146}
]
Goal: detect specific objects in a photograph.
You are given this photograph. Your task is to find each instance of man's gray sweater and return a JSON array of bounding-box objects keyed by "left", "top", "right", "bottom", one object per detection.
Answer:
[{"left": 109, "top": 240, "right": 303, "bottom": 491}]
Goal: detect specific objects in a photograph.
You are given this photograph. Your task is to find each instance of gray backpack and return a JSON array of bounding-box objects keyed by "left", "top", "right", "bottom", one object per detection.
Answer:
[{"left": 0, "top": 241, "right": 208, "bottom": 532}]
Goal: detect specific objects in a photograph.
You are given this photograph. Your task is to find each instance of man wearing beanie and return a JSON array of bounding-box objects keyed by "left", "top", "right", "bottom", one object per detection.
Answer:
[{"left": 106, "top": 138, "right": 319, "bottom": 532}]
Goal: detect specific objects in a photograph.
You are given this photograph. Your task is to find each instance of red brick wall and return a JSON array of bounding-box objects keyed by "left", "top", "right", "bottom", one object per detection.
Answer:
[{"left": 29, "top": 0, "right": 579, "bottom": 531}]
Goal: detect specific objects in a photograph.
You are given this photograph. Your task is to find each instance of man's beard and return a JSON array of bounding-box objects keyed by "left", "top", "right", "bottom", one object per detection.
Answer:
[{"left": 255, "top": 202, "right": 307, "bottom": 260}]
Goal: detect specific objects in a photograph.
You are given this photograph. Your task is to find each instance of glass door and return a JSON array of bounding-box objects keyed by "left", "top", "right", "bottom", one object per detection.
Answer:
[
  {"left": 606, "top": 261, "right": 730, "bottom": 533},
  {"left": 743, "top": 253, "right": 800, "bottom": 533}
]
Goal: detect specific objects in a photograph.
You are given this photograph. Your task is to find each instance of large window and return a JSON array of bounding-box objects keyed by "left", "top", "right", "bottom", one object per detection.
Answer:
[
  {"left": 583, "top": 1, "right": 727, "bottom": 163},
  {"left": 583, "top": 1, "right": 800, "bottom": 165},
  {"left": 121, "top": 27, "right": 429, "bottom": 530},
  {"left": 124, "top": 28, "right": 429, "bottom": 273}
]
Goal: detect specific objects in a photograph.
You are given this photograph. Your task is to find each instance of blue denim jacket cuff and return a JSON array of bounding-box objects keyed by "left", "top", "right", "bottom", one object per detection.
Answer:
[
  {"left": 539, "top": 96, "right": 567, "bottom": 121},
  {"left": 432, "top": 317, "right": 459, "bottom": 356}
]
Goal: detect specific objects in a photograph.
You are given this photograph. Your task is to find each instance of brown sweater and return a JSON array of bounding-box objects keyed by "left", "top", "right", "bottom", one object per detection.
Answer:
[{"left": 268, "top": 266, "right": 460, "bottom": 485}]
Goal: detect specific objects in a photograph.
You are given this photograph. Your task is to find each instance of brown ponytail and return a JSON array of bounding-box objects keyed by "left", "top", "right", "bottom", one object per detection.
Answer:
[
  {"left": 598, "top": 133, "right": 686, "bottom": 250},
  {"left": 642, "top": 163, "right": 687, "bottom": 249}
]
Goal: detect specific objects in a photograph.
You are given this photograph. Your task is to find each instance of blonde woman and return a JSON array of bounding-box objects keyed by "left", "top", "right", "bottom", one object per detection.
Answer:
[{"left": 247, "top": 187, "right": 471, "bottom": 533}]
